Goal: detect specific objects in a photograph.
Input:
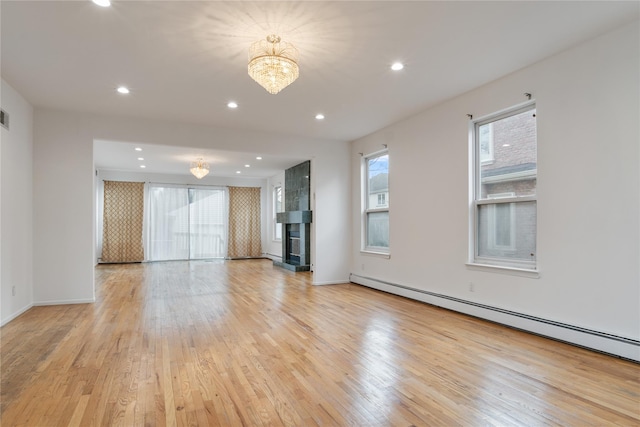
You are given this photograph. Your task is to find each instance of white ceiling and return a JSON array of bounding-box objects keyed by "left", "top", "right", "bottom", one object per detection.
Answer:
[
  {"left": 2, "top": 1, "right": 638, "bottom": 178},
  {"left": 93, "top": 139, "right": 306, "bottom": 178}
]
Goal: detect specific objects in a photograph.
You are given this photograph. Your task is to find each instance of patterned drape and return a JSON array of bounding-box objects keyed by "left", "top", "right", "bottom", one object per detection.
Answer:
[
  {"left": 227, "top": 187, "right": 262, "bottom": 258},
  {"left": 102, "top": 181, "right": 145, "bottom": 263}
]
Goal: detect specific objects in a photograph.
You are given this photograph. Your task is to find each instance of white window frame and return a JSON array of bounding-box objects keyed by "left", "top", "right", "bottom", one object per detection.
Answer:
[
  {"left": 273, "top": 185, "right": 282, "bottom": 241},
  {"left": 362, "top": 149, "right": 390, "bottom": 256},
  {"left": 469, "top": 101, "right": 537, "bottom": 271}
]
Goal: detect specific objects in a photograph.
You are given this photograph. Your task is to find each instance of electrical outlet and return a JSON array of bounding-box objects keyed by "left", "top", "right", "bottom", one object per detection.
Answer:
[
  {"left": 469, "top": 282, "right": 475, "bottom": 292},
  {"left": 12, "top": 286, "right": 16, "bottom": 296}
]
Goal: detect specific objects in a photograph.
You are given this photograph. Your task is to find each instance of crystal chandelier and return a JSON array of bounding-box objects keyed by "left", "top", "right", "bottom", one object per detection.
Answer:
[
  {"left": 248, "top": 34, "right": 299, "bottom": 94},
  {"left": 190, "top": 158, "right": 209, "bottom": 179}
]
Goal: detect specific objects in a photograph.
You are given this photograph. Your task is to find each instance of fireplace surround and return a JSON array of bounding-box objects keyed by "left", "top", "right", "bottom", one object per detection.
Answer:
[{"left": 274, "top": 161, "right": 312, "bottom": 272}]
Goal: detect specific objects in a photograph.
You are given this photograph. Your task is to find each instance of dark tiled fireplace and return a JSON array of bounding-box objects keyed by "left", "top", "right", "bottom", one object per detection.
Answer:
[{"left": 274, "top": 161, "right": 312, "bottom": 272}]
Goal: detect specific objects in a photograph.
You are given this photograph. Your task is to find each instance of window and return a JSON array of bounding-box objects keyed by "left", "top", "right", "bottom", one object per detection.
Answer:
[
  {"left": 148, "top": 185, "right": 227, "bottom": 261},
  {"left": 363, "top": 150, "right": 389, "bottom": 253},
  {"left": 273, "top": 185, "right": 282, "bottom": 241},
  {"left": 471, "top": 103, "right": 537, "bottom": 269}
]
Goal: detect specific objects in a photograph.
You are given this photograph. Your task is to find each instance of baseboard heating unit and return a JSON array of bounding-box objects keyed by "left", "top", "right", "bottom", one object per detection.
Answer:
[{"left": 349, "top": 273, "right": 639, "bottom": 362}]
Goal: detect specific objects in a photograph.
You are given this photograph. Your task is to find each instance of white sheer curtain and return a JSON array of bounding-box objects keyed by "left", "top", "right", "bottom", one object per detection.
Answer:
[
  {"left": 147, "top": 185, "right": 227, "bottom": 261},
  {"left": 148, "top": 186, "right": 189, "bottom": 261},
  {"left": 188, "top": 188, "right": 227, "bottom": 259}
]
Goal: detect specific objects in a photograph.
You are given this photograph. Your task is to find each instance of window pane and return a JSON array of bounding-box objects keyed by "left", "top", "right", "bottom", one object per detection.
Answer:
[
  {"left": 479, "top": 123, "right": 493, "bottom": 163},
  {"left": 479, "top": 109, "right": 536, "bottom": 199},
  {"left": 494, "top": 204, "right": 512, "bottom": 247},
  {"left": 367, "top": 211, "right": 389, "bottom": 248},
  {"left": 274, "top": 186, "right": 282, "bottom": 213},
  {"left": 367, "top": 154, "right": 389, "bottom": 209},
  {"left": 274, "top": 186, "right": 282, "bottom": 241},
  {"left": 189, "top": 189, "right": 226, "bottom": 259},
  {"left": 477, "top": 201, "right": 536, "bottom": 261}
]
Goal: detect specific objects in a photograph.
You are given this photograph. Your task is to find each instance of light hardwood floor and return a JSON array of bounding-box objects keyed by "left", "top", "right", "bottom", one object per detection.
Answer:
[{"left": 1, "top": 259, "right": 639, "bottom": 426}]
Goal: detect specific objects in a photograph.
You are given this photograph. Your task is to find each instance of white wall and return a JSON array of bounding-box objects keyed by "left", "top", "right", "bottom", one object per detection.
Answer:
[
  {"left": 313, "top": 150, "right": 351, "bottom": 284},
  {"left": 351, "top": 22, "right": 639, "bottom": 358},
  {"left": 33, "top": 112, "right": 96, "bottom": 305},
  {"left": 32, "top": 110, "right": 351, "bottom": 305},
  {"left": 1, "top": 79, "right": 34, "bottom": 324}
]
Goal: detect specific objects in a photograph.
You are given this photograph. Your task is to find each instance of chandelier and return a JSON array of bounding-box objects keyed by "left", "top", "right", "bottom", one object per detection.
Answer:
[
  {"left": 248, "top": 34, "right": 299, "bottom": 94},
  {"left": 190, "top": 158, "right": 209, "bottom": 179}
]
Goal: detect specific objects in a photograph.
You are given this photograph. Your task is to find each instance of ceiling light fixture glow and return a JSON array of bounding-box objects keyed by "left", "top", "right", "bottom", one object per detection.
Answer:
[
  {"left": 135, "top": 147, "right": 142, "bottom": 151},
  {"left": 391, "top": 62, "right": 404, "bottom": 71},
  {"left": 248, "top": 34, "right": 299, "bottom": 94},
  {"left": 92, "top": 0, "right": 111, "bottom": 7},
  {"left": 256, "top": 156, "right": 262, "bottom": 160},
  {"left": 137, "top": 157, "right": 144, "bottom": 161},
  {"left": 315, "top": 114, "right": 325, "bottom": 120},
  {"left": 117, "top": 86, "right": 130, "bottom": 94},
  {"left": 140, "top": 165, "right": 146, "bottom": 168},
  {"left": 190, "top": 158, "right": 210, "bottom": 179},
  {"left": 227, "top": 101, "right": 238, "bottom": 109}
]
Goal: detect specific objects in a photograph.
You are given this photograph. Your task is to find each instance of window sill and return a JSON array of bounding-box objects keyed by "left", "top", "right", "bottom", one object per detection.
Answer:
[
  {"left": 465, "top": 262, "right": 539, "bottom": 278},
  {"left": 360, "top": 250, "right": 391, "bottom": 259}
]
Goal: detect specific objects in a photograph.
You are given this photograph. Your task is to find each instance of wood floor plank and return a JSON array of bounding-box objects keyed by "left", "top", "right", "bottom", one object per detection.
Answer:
[{"left": 1, "top": 259, "right": 639, "bottom": 426}]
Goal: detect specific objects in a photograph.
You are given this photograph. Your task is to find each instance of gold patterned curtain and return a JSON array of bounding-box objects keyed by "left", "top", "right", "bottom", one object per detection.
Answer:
[
  {"left": 227, "top": 187, "right": 262, "bottom": 258},
  {"left": 101, "top": 181, "right": 145, "bottom": 263}
]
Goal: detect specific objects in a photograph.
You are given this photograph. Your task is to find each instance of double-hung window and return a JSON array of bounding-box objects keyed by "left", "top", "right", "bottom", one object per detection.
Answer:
[
  {"left": 471, "top": 102, "right": 537, "bottom": 270},
  {"left": 363, "top": 150, "right": 389, "bottom": 254}
]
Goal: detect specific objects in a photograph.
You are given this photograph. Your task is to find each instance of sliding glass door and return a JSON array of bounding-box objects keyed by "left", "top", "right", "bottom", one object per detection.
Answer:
[
  {"left": 148, "top": 185, "right": 227, "bottom": 261},
  {"left": 188, "top": 188, "right": 226, "bottom": 259}
]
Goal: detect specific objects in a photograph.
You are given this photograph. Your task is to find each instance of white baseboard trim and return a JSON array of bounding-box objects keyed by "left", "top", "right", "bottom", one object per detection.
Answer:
[
  {"left": 1, "top": 303, "right": 34, "bottom": 327},
  {"left": 33, "top": 298, "right": 95, "bottom": 306},
  {"left": 350, "top": 273, "right": 640, "bottom": 362},
  {"left": 312, "top": 279, "right": 349, "bottom": 286},
  {"left": 263, "top": 253, "right": 282, "bottom": 262}
]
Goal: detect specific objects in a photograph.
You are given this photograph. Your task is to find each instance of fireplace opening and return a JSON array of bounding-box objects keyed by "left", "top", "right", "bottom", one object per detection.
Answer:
[
  {"left": 290, "top": 237, "right": 301, "bottom": 256},
  {"left": 286, "top": 228, "right": 301, "bottom": 265}
]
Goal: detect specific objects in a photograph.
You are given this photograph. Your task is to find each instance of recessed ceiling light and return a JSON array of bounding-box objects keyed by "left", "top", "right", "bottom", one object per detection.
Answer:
[
  {"left": 135, "top": 147, "right": 142, "bottom": 151},
  {"left": 92, "top": 0, "right": 111, "bottom": 7},
  {"left": 315, "top": 114, "right": 325, "bottom": 120},
  {"left": 236, "top": 171, "right": 241, "bottom": 174},
  {"left": 244, "top": 164, "right": 250, "bottom": 168},
  {"left": 137, "top": 157, "right": 144, "bottom": 161},
  {"left": 503, "top": 144, "right": 511, "bottom": 147},
  {"left": 140, "top": 165, "right": 146, "bottom": 168},
  {"left": 227, "top": 101, "right": 238, "bottom": 109},
  {"left": 117, "top": 86, "right": 130, "bottom": 94},
  {"left": 391, "top": 62, "right": 404, "bottom": 71},
  {"left": 256, "top": 156, "right": 262, "bottom": 160}
]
